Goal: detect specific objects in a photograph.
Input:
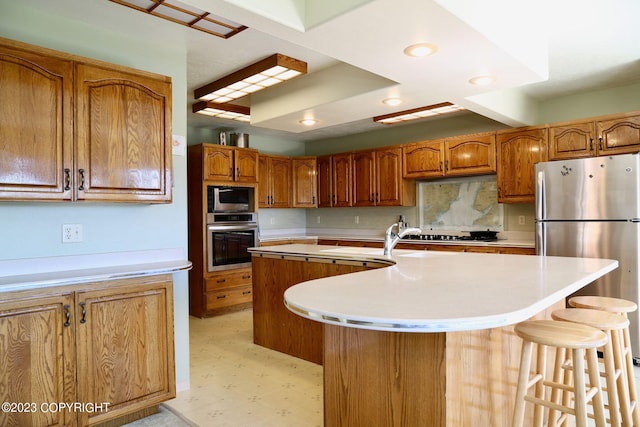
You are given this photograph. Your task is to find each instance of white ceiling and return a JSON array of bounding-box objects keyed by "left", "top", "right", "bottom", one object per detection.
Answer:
[{"left": 12, "top": 0, "right": 640, "bottom": 142}]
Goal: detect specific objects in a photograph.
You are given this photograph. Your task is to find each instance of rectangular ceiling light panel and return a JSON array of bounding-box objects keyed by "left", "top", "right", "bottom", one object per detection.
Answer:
[{"left": 373, "top": 102, "right": 465, "bottom": 124}]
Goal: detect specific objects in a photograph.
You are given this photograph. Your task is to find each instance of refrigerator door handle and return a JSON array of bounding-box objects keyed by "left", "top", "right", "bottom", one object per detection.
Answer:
[
  {"left": 536, "top": 221, "right": 546, "bottom": 256},
  {"left": 536, "top": 169, "right": 545, "bottom": 221}
]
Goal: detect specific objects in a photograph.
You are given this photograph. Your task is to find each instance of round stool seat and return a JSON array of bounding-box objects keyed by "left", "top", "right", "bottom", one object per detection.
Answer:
[
  {"left": 515, "top": 320, "right": 607, "bottom": 349},
  {"left": 569, "top": 295, "right": 638, "bottom": 314},
  {"left": 551, "top": 308, "right": 629, "bottom": 330}
]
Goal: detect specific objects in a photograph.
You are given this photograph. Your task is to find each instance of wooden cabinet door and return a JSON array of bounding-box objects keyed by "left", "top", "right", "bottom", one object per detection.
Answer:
[
  {"left": 234, "top": 148, "right": 259, "bottom": 183},
  {"left": 375, "top": 147, "right": 403, "bottom": 206},
  {"left": 496, "top": 128, "right": 548, "bottom": 203},
  {"left": 317, "top": 155, "right": 333, "bottom": 207},
  {"left": 76, "top": 276, "right": 175, "bottom": 426},
  {"left": 292, "top": 157, "right": 317, "bottom": 208},
  {"left": 444, "top": 133, "right": 496, "bottom": 176},
  {"left": 352, "top": 151, "right": 376, "bottom": 206},
  {"left": 548, "top": 120, "right": 596, "bottom": 160},
  {"left": 402, "top": 140, "right": 445, "bottom": 178},
  {"left": 204, "top": 145, "right": 235, "bottom": 182},
  {"left": 270, "top": 156, "right": 291, "bottom": 208},
  {"left": 0, "top": 292, "right": 75, "bottom": 427},
  {"left": 597, "top": 113, "right": 640, "bottom": 156},
  {"left": 0, "top": 43, "right": 74, "bottom": 201},
  {"left": 332, "top": 153, "right": 353, "bottom": 207},
  {"left": 75, "top": 63, "right": 172, "bottom": 202},
  {"left": 258, "top": 155, "right": 271, "bottom": 207}
]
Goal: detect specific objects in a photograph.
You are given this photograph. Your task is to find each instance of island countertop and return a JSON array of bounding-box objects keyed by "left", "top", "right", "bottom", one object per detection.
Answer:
[{"left": 249, "top": 244, "right": 619, "bottom": 332}]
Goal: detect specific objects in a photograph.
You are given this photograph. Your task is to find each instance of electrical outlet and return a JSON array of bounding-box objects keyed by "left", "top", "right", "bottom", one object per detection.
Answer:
[
  {"left": 518, "top": 216, "right": 526, "bottom": 225},
  {"left": 62, "top": 224, "right": 83, "bottom": 243},
  {"left": 355, "top": 215, "right": 359, "bottom": 224},
  {"left": 317, "top": 216, "right": 321, "bottom": 224},
  {"left": 270, "top": 217, "right": 275, "bottom": 225}
]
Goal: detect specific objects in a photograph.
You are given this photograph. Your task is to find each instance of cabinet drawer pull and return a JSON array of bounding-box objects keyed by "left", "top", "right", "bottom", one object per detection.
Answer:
[
  {"left": 598, "top": 136, "right": 604, "bottom": 150},
  {"left": 217, "top": 278, "right": 226, "bottom": 283},
  {"left": 589, "top": 138, "right": 594, "bottom": 151},
  {"left": 216, "top": 295, "right": 227, "bottom": 300},
  {"left": 236, "top": 167, "right": 240, "bottom": 178},
  {"left": 79, "top": 302, "right": 86, "bottom": 324},
  {"left": 242, "top": 275, "right": 251, "bottom": 279},
  {"left": 78, "top": 169, "right": 86, "bottom": 191},
  {"left": 64, "top": 168, "right": 71, "bottom": 191},
  {"left": 63, "top": 304, "right": 71, "bottom": 327},
  {"left": 242, "top": 291, "right": 251, "bottom": 295}
]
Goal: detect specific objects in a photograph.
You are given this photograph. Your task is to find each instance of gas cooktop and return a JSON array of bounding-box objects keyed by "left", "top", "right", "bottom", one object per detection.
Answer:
[{"left": 403, "top": 233, "right": 498, "bottom": 242}]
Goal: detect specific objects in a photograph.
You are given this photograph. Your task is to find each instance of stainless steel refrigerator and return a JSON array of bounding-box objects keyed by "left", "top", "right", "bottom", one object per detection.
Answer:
[{"left": 535, "top": 153, "right": 640, "bottom": 362}]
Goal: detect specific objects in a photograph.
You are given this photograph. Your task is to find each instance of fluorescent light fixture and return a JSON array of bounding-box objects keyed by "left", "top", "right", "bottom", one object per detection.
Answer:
[
  {"left": 109, "top": 0, "right": 247, "bottom": 39},
  {"left": 403, "top": 43, "right": 438, "bottom": 57},
  {"left": 373, "top": 102, "right": 465, "bottom": 125},
  {"left": 194, "top": 54, "right": 307, "bottom": 102},
  {"left": 192, "top": 101, "right": 251, "bottom": 122},
  {"left": 469, "top": 75, "right": 495, "bottom": 86}
]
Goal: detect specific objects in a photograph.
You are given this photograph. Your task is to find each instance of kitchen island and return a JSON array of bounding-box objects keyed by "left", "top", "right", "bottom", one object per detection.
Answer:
[{"left": 250, "top": 244, "right": 618, "bottom": 426}]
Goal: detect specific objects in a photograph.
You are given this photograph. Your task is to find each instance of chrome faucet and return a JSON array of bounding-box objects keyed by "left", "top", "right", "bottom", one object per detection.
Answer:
[{"left": 383, "top": 223, "right": 422, "bottom": 256}]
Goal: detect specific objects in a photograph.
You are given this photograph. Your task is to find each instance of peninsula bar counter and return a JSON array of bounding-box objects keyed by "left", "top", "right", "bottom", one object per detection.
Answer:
[{"left": 250, "top": 244, "right": 618, "bottom": 426}]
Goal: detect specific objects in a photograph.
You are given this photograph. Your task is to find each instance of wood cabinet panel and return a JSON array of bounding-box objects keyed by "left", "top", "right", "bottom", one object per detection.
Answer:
[
  {"left": 76, "top": 276, "right": 175, "bottom": 426},
  {"left": 258, "top": 154, "right": 291, "bottom": 208},
  {"left": 75, "top": 63, "right": 172, "bottom": 202},
  {"left": 0, "top": 43, "right": 74, "bottom": 200},
  {"left": 352, "top": 150, "right": 376, "bottom": 206},
  {"left": 549, "top": 121, "right": 596, "bottom": 160},
  {"left": 205, "top": 267, "right": 252, "bottom": 291},
  {"left": 403, "top": 140, "right": 445, "bottom": 178},
  {"left": 206, "top": 286, "right": 252, "bottom": 311},
  {"left": 0, "top": 293, "right": 76, "bottom": 427},
  {"left": 317, "top": 153, "right": 353, "bottom": 207},
  {"left": 496, "top": 127, "right": 548, "bottom": 203},
  {"left": 234, "top": 147, "right": 259, "bottom": 183},
  {"left": 292, "top": 157, "right": 317, "bottom": 208},
  {"left": 597, "top": 112, "right": 640, "bottom": 156},
  {"left": 444, "top": 133, "right": 496, "bottom": 176},
  {"left": 317, "top": 155, "right": 333, "bottom": 207},
  {"left": 353, "top": 147, "right": 413, "bottom": 207},
  {"left": 204, "top": 145, "right": 235, "bottom": 181}
]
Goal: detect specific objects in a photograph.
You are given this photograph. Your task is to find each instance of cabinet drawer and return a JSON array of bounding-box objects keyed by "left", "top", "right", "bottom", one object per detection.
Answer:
[
  {"left": 206, "top": 268, "right": 252, "bottom": 291},
  {"left": 206, "top": 286, "right": 252, "bottom": 310}
]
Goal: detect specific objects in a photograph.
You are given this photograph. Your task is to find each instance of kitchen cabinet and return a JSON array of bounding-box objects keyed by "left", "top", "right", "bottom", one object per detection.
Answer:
[
  {"left": 549, "top": 112, "right": 640, "bottom": 160},
  {"left": 258, "top": 154, "right": 291, "bottom": 208},
  {"left": 203, "top": 267, "right": 253, "bottom": 313},
  {"left": 403, "top": 133, "right": 496, "bottom": 178},
  {"left": 352, "top": 147, "right": 415, "bottom": 207},
  {"left": 317, "top": 153, "right": 353, "bottom": 207},
  {"left": 203, "top": 144, "right": 259, "bottom": 183},
  {"left": 292, "top": 157, "right": 317, "bottom": 208},
  {"left": 0, "top": 38, "right": 173, "bottom": 203},
  {"left": 496, "top": 127, "right": 548, "bottom": 203},
  {"left": 0, "top": 274, "right": 175, "bottom": 427}
]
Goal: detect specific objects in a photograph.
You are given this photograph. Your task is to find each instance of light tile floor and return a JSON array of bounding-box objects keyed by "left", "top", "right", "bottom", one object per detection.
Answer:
[
  {"left": 165, "top": 309, "right": 323, "bottom": 427},
  {"left": 166, "top": 308, "right": 640, "bottom": 427}
]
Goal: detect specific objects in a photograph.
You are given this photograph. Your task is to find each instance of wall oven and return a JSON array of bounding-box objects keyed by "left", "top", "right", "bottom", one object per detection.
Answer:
[{"left": 206, "top": 212, "right": 258, "bottom": 272}]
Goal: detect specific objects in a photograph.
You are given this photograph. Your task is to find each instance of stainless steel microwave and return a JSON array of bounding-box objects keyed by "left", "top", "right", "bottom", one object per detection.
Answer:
[{"left": 207, "top": 186, "right": 254, "bottom": 213}]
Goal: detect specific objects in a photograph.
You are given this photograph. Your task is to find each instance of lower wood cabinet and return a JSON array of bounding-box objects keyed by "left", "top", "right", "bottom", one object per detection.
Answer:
[
  {"left": 0, "top": 274, "right": 175, "bottom": 427},
  {"left": 199, "top": 266, "right": 253, "bottom": 316}
]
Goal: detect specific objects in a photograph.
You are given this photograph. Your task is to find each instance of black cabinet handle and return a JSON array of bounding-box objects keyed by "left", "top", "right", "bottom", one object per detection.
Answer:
[
  {"left": 217, "top": 278, "right": 226, "bottom": 283},
  {"left": 78, "top": 169, "right": 86, "bottom": 191},
  {"left": 79, "top": 302, "right": 86, "bottom": 324},
  {"left": 598, "top": 137, "right": 604, "bottom": 150},
  {"left": 64, "top": 168, "right": 71, "bottom": 191},
  {"left": 242, "top": 290, "right": 251, "bottom": 295},
  {"left": 63, "top": 304, "right": 71, "bottom": 327},
  {"left": 217, "top": 295, "right": 227, "bottom": 300},
  {"left": 589, "top": 138, "right": 594, "bottom": 151}
]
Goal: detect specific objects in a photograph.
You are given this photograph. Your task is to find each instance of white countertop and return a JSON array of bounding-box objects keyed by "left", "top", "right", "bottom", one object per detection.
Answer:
[
  {"left": 250, "top": 244, "right": 618, "bottom": 332},
  {"left": 0, "top": 248, "right": 192, "bottom": 293}
]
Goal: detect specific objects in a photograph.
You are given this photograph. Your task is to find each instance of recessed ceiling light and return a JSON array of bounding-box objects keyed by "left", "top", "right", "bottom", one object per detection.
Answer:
[
  {"left": 299, "top": 118, "right": 317, "bottom": 126},
  {"left": 383, "top": 98, "right": 403, "bottom": 107},
  {"left": 469, "top": 75, "right": 495, "bottom": 86},
  {"left": 403, "top": 43, "right": 437, "bottom": 57}
]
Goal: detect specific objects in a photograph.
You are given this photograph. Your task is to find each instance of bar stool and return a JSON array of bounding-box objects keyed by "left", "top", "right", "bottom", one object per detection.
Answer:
[
  {"left": 512, "top": 320, "right": 608, "bottom": 427},
  {"left": 552, "top": 308, "right": 630, "bottom": 426},
  {"left": 569, "top": 295, "right": 640, "bottom": 426}
]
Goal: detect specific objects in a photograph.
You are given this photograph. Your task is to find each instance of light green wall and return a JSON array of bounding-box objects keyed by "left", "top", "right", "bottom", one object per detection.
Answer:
[{"left": 0, "top": 0, "right": 191, "bottom": 389}]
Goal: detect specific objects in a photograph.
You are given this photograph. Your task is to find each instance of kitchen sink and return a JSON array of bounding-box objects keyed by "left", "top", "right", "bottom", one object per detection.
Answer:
[{"left": 397, "top": 251, "right": 457, "bottom": 258}]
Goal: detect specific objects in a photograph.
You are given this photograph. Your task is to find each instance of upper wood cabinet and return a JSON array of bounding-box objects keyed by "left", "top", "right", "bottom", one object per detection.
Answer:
[
  {"left": 496, "top": 127, "right": 548, "bottom": 203},
  {"left": 353, "top": 147, "right": 415, "bottom": 207},
  {"left": 549, "top": 112, "right": 640, "bottom": 160},
  {"left": 203, "top": 145, "right": 258, "bottom": 183},
  {"left": 444, "top": 133, "right": 496, "bottom": 176},
  {"left": 0, "top": 38, "right": 172, "bottom": 203},
  {"left": 292, "top": 157, "right": 317, "bottom": 208},
  {"left": 75, "top": 63, "right": 172, "bottom": 202},
  {"left": 317, "top": 153, "right": 353, "bottom": 207},
  {"left": 402, "top": 133, "right": 496, "bottom": 179},
  {"left": 258, "top": 154, "right": 291, "bottom": 208},
  {"left": 403, "top": 140, "right": 445, "bottom": 178},
  {"left": 0, "top": 42, "right": 73, "bottom": 201}
]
